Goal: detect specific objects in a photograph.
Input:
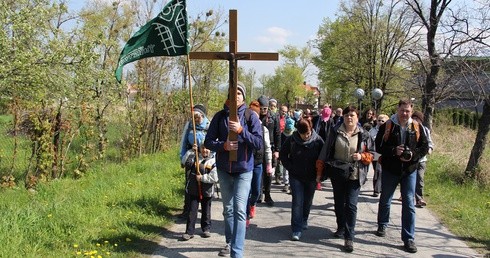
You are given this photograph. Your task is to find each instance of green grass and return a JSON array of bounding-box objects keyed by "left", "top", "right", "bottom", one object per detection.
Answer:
[
  {"left": 426, "top": 125, "right": 490, "bottom": 255},
  {"left": 0, "top": 147, "right": 184, "bottom": 257}
]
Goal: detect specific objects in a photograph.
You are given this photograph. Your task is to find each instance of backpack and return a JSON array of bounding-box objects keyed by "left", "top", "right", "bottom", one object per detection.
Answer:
[
  {"left": 382, "top": 119, "right": 420, "bottom": 143},
  {"left": 378, "top": 119, "right": 420, "bottom": 165}
]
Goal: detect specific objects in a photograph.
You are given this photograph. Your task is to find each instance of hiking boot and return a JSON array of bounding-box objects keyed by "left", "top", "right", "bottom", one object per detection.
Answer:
[
  {"left": 344, "top": 239, "right": 354, "bottom": 252},
  {"left": 404, "top": 240, "right": 418, "bottom": 253},
  {"left": 376, "top": 225, "right": 386, "bottom": 237},
  {"left": 201, "top": 231, "right": 211, "bottom": 238},
  {"left": 218, "top": 244, "right": 230, "bottom": 257},
  {"left": 291, "top": 232, "right": 301, "bottom": 241},
  {"left": 180, "top": 233, "right": 194, "bottom": 241},
  {"left": 249, "top": 205, "right": 256, "bottom": 218},
  {"left": 333, "top": 228, "right": 345, "bottom": 238}
]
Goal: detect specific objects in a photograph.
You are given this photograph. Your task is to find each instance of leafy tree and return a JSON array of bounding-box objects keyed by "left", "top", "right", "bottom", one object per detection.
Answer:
[{"left": 314, "top": 0, "right": 416, "bottom": 111}]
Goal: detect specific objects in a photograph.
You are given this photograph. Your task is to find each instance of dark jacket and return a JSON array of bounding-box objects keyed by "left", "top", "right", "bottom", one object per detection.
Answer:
[
  {"left": 260, "top": 111, "right": 281, "bottom": 153},
  {"left": 280, "top": 130, "right": 324, "bottom": 183},
  {"left": 204, "top": 103, "right": 263, "bottom": 174},
  {"left": 375, "top": 115, "right": 429, "bottom": 175}
]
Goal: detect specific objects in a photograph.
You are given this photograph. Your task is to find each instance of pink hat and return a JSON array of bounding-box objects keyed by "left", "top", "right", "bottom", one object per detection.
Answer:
[{"left": 321, "top": 107, "right": 332, "bottom": 121}]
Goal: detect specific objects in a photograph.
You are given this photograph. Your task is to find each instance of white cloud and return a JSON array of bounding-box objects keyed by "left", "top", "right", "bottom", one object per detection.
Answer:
[{"left": 255, "top": 27, "right": 292, "bottom": 45}]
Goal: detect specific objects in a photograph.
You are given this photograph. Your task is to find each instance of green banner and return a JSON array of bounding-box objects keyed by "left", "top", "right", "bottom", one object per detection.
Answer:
[{"left": 115, "top": 0, "right": 189, "bottom": 83}]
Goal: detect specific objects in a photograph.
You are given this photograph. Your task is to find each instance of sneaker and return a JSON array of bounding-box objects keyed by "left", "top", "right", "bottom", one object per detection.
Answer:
[
  {"left": 344, "top": 239, "right": 354, "bottom": 252},
  {"left": 249, "top": 205, "right": 256, "bottom": 218},
  {"left": 333, "top": 228, "right": 345, "bottom": 238},
  {"left": 375, "top": 225, "right": 386, "bottom": 237},
  {"left": 416, "top": 199, "right": 427, "bottom": 207},
  {"left": 218, "top": 244, "right": 230, "bottom": 257},
  {"left": 202, "top": 231, "right": 211, "bottom": 238},
  {"left": 180, "top": 233, "right": 194, "bottom": 241},
  {"left": 291, "top": 232, "right": 301, "bottom": 241},
  {"left": 404, "top": 240, "right": 418, "bottom": 253}
]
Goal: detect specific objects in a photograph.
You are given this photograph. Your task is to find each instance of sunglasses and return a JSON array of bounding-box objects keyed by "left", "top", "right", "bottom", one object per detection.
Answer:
[{"left": 377, "top": 120, "right": 386, "bottom": 122}]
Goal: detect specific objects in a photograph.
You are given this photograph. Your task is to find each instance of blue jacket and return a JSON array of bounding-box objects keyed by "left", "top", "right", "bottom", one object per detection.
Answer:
[
  {"left": 204, "top": 103, "right": 263, "bottom": 174},
  {"left": 179, "top": 117, "right": 209, "bottom": 160}
]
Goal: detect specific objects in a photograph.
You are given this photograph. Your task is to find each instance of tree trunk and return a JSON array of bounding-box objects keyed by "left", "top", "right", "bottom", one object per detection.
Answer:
[{"left": 465, "top": 100, "right": 490, "bottom": 178}]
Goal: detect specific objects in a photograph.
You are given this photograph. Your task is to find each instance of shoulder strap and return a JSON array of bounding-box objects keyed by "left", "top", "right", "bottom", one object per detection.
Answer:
[
  {"left": 357, "top": 131, "right": 363, "bottom": 153},
  {"left": 383, "top": 120, "right": 393, "bottom": 142}
]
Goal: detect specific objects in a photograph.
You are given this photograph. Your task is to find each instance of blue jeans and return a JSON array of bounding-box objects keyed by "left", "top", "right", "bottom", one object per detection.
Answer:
[
  {"left": 247, "top": 164, "right": 263, "bottom": 216},
  {"left": 330, "top": 177, "right": 361, "bottom": 240},
  {"left": 377, "top": 169, "right": 416, "bottom": 243},
  {"left": 289, "top": 176, "right": 316, "bottom": 233},
  {"left": 218, "top": 170, "right": 253, "bottom": 258}
]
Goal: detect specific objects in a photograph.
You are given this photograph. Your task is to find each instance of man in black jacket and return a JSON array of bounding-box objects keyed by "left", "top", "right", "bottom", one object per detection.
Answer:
[
  {"left": 374, "top": 99, "right": 429, "bottom": 254},
  {"left": 258, "top": 95, "right": 281, "bottom": 206}
]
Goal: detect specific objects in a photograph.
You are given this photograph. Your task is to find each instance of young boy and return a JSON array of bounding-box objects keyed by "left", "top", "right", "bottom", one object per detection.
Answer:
[{"left": 181, "top": 145, "right": 218, "bottom": 241}]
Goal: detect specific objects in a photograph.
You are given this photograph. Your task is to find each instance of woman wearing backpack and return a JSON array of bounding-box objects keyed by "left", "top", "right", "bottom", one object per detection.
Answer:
[{"left": 316, "top": 106, "right": 374, "bottom": 253}]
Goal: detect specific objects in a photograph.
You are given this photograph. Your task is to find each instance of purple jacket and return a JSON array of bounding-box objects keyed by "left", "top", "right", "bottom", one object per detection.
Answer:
[{"left": 204, "top": 103, "right": 263, "bottom": 173}]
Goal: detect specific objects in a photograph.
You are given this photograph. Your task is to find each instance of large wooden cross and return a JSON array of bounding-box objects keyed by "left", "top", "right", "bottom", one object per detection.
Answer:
[{"left": 190, "top": 10, "right": 279, "bottom": 161}]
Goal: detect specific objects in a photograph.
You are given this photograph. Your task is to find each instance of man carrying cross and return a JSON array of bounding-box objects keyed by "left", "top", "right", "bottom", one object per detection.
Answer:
[{"left": 204, "top": 82, "right": 263, "bottom": 257}]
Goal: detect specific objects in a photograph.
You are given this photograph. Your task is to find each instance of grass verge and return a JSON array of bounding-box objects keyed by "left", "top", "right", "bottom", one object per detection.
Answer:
[
  {"left": 0, "top": 147, "right": 184, "bottom": 257},
  {"left": 426, "top": 125, "right": 490, "bottom": 255}
]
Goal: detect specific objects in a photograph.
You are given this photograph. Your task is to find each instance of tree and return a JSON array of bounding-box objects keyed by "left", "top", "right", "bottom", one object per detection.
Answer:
[
  {"left": 405, "top": 0, "right": 490, "bottom": 129},
  {"left": 314, "top": 0, "right": 417, "bottom": 111},
  {"left": 452, "top": 58, "right": 490, "bottom": 178}
]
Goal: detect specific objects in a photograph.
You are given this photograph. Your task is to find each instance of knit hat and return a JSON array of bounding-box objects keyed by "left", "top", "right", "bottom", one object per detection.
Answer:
[
  {"left": 258, "top": 95, "right": 269, "bottom": 107},
  {"left": 237, "top": 81, "right": 246, "bottom": 99},
  {"left": 193, "top": 104, "right": 207, "bottom": 116},
  {"left": 284, "top": 117, "right": 295, "bottom": 134},
  {"left": 269, "top": 98, "right": 277, "bottom": 105},
  {"left": 412, "top": 111, "right": 424, "bottom": 123},
  {"left": 321, "top": 107, "right": 332, "bottom": 122}
]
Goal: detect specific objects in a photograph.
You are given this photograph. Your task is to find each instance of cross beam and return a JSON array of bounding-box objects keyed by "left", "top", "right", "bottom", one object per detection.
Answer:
[{"left": 190, "top": 10, "right": 279, "bottom": 161}]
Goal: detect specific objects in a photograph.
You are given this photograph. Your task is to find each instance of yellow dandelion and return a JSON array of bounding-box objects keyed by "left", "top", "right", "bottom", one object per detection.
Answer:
[
  {"left": 96, "top": 243, "right": 101, "bottom": 247},
  {"left": 104, "top": 240, "right": 109, "bottom": 244},
  {"left": 106, "top": 252, "right": 111, "bottom": 255},
  {"left": 114, "top": 243, "right": 118, "bottom": 247},
  {"left": 76, "top": 251, "right": 81, "bottom": 255},
  {"left": 97, "top": 255, "right": 102, "bottom": 258},
  {"left": 126, "top": 238, "right": 132, "bottom": 242},
  {"left": 73, "top": 244, "right": 79, "bottom": 248},
  {"left": 47, "top": 214, "right": 52, "bottom": 218}
]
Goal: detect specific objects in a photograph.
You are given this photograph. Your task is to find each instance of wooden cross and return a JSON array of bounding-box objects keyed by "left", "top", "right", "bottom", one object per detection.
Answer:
[{"left": 190, "top": 10, "right": 279, "bottom": 161}]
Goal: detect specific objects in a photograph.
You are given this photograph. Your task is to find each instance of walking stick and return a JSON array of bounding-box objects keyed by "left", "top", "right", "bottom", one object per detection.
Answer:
[{"left": 186, "top": 55, "right": 203, "bottom": 201}]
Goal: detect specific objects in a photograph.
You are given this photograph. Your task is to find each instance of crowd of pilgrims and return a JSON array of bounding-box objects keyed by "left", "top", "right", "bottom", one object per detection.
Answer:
[{"left": 178, "top": 88, "right": 432, "bottom": 257}]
